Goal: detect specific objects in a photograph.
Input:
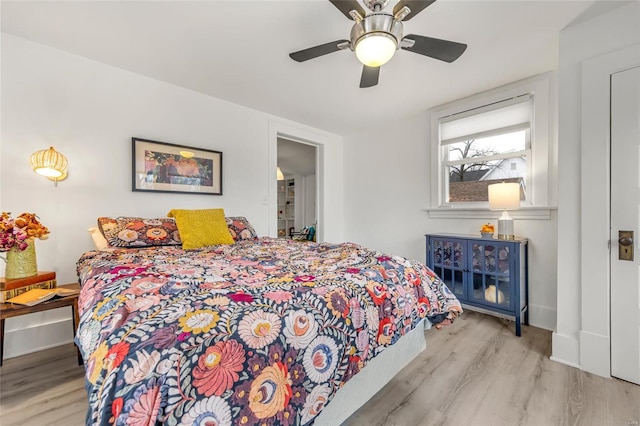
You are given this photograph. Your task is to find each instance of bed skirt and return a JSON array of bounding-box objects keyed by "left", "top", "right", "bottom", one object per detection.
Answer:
[{"left": 315, "top": 319, "right": 430, "bottom": 425}]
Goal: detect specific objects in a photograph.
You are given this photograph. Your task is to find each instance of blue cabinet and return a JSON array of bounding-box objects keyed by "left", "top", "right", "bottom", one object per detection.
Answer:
[{"left": 425, "top": 234, "right": 528, "bottom": 336}]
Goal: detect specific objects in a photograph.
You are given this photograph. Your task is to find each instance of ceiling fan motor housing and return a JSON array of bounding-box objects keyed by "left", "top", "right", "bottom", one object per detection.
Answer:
[
  {"left": 350, "top": 13, "right": 404, "bottom": 50},
  {"left": 363, "top": 0, "right": 390, "bottom": 12}
]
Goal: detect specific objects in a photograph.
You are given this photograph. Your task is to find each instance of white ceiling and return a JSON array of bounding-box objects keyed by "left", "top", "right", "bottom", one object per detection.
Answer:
[
  {"left": 278, "top": 137, "right": 317, "bottom": 177},
  {"left": 0, "top": 0, "right": 625, "bottom": 136}
]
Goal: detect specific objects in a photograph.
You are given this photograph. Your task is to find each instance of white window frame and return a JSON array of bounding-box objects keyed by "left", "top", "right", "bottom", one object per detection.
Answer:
[{"left": 428, "top": 72, "right": 556, "bottom": 219}]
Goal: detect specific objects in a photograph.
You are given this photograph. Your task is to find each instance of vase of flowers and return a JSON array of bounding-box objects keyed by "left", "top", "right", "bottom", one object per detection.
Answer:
[{"left": 0, "top": 212, "right": 50, "bottom": 279}]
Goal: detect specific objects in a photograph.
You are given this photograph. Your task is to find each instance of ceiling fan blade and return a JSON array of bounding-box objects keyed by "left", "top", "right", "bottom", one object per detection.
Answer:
[
  {"left": 360, "top": 65, "right": 380, "bottom": 88},
  {"left": 328, "top": 0, "right": 366, "bottom": 20},
  {"left": 289, "top": 40, "right": 350, "bottom": 62},
  {"left": 401, "top": 34, "right": 467, "bottom": 63},
  {"left": 393, "top": 0, "right": 437, "bottom": 21}
]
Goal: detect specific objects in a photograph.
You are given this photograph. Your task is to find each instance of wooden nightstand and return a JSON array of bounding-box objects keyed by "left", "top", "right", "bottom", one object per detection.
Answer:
[{"left": 0, "top": 282, "right": 82, "bottom": 366}]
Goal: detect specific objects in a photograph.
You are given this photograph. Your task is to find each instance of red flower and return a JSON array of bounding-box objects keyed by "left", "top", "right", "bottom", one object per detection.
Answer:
[
  {"left": 377, "top": 317, "right": 395, "bottom": 345},
  {"left": 193, "top": 340, "right": 246, "bottom": 396},
  {"left": 417, "top": 297, "right": 431, "bottom": 318},
  {"left": 111, "top": 397, "right": 123, "bottom": 422},
  {"left": 228, "top": 291, "right": 254, "bottom": 303},
  {"left": 366, "top": 281, "right": 388, "bottom": 305},
  {"left": 105, "top": 341, "right": 130, "bottom": 370}
]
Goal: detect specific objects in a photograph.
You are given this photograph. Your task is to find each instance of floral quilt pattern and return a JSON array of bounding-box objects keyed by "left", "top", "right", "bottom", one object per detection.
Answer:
[{"left": 75, "top": 238, "right": 461, "bottom": 425}]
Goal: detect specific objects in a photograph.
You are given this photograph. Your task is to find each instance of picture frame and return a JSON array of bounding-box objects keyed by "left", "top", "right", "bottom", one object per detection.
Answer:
[{"left": 132, "top": 137, "right": 222, "bottom": 195}]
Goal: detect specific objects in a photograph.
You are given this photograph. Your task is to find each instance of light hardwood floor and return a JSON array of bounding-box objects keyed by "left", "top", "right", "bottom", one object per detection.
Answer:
[{"left": 0, "top": 311, "right": 638, "bottom": 425}]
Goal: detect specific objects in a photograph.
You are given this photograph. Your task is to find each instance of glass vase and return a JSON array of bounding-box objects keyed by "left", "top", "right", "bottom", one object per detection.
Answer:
[{"left": 5, "top": 239, "right": 38, "bottom": 279}]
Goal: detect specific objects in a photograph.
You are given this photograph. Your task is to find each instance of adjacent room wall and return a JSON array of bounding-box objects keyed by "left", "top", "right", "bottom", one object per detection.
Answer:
[
  {"left": 0, "top": 34, "right": 343, "bottom": 358},
  {"left": 343, "top": 111, "right": 559, "bottom": 331},
  {"left": 553, "top": 2, "right": 640, "bottom": 372}
]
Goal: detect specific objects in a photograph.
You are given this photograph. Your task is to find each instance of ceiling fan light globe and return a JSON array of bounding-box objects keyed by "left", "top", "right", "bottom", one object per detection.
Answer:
[{"left": 355, "top": 33, "right": 397, "bottom": 67}]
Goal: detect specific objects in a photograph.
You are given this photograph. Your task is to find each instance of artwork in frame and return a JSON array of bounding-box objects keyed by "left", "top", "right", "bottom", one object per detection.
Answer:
[{"left": 132, "top": 137, "right": 222, "bottom": 195}]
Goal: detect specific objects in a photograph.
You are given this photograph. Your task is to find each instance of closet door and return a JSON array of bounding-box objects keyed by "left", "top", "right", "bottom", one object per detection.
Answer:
[{"left": 610, "top": 65, "right": 640, "bottom": 385}]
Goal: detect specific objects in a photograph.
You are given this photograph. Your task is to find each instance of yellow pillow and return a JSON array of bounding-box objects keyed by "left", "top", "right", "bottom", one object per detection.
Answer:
[{"left": 167, "top": 208, "right": 234, "bottom": 250}]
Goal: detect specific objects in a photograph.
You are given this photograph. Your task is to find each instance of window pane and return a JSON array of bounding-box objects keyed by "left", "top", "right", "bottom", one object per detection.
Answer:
[
  {"left": 445, "top": 130, "right": 527, "bottom": 203},
  {"left": 447, "top": 131, "right": 527, "bottom": 162}
]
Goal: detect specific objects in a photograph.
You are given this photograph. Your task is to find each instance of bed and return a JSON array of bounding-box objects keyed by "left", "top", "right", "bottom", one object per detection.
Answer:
[{"left": 75, "top": 216, "right": 461, "bottom": 425}]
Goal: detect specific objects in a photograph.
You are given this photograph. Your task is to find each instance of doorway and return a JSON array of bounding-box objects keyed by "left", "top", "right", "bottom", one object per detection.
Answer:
[
  {"left": 610, "top": 65, "right": 640, "bottom": 385},
  {"left": 276, "top": 138, "right": 318, "bottom": 239}
]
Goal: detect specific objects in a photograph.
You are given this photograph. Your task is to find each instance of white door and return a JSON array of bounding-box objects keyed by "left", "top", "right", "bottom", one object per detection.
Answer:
[{"left": 611, "top": 65, "right": 640, "bottom": 385}]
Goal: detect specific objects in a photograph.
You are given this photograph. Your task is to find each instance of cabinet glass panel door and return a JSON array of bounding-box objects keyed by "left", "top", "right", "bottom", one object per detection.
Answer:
[
  {"left": 471, "top": 242, "right": 511, "bottom": 308},
  {"left": 431, "top": 238, "right": 465, "bottom": 298}
]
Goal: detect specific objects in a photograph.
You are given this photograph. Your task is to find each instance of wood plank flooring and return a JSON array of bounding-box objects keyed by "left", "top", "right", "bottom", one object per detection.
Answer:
[{"left": 0, "top": 311, "right": 638, "bottom": 425}]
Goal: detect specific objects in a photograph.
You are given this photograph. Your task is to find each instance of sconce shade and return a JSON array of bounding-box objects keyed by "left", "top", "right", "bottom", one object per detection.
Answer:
[
  {"left": 30, "top": 146, "right": 68, "bottom": 180},
  {"left": 276, "top": 167, "right": 285, "bottom": 181},
  {"left": 488, "top": 182, "right": 520, "bottom": 210}
]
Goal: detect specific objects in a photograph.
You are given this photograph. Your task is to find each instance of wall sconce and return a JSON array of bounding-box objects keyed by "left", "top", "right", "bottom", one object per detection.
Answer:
[
  {"left": 277, "top": 166, "right": 285, "bottom": 181},
  {"left": 30, "top": 146, "right": 68, "bottom": 186},
  {"left": 488, "top": 182, "right": 521, "bottom": 240}
]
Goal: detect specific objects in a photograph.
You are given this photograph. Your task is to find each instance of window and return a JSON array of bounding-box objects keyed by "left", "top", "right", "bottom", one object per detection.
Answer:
[
  {"left": 429, "top": 73, "right": 555, "bottom": 218},
  {"left": 442, "top": 96, "right": 531, "bottom": 203}
]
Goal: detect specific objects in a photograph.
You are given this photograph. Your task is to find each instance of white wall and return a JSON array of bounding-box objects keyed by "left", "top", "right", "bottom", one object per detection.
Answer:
[
  {"left": 0, "top": 34, "right": 343, "bottom": 358},
  {"left": 553, "top": 2, "right": 640, "bottom": 372},
  {"left": 343, "top": 113, "right": 558, "bottom": 330},
  {"left": 302, "top": 174, "right": 316, "bottom": 228}
]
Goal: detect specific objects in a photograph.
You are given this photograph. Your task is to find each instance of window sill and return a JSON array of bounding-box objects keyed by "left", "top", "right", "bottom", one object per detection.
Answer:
[{"left": 425, "top": 206, "right": 555, "bottom": 220}]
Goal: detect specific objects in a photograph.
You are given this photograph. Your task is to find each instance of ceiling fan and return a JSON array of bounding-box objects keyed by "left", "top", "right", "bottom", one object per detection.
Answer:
[{"left": 289, "top": 0, "right": 467, "bottom": 88}]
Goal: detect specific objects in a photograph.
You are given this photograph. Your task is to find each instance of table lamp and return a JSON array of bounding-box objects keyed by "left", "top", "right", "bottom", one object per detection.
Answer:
[{"left": 488, "top": 182, "right": 520, "bottom": 240}]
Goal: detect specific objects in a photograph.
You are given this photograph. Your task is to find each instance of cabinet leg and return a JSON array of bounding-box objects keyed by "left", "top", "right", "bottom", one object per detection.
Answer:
[
  {"left": 0, "top": 319, "right": 4, "bottom": 367},
  {"left": 515, "top": 315, "right": 522, "bottom": 337}
]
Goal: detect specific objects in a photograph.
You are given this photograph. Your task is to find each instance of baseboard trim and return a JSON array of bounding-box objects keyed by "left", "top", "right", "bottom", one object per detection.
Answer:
[
  {"left": 3, "top": 318, "right": 74, "bottom": 359},
  {"left": 579, "top": 329, "right": 610, "bottom": 378},
  {"left": 551, "top": 330, "right": 580, "bottom": 368},
  {"left": 528, "top": 304, "right": 556, "bottom": 331}
]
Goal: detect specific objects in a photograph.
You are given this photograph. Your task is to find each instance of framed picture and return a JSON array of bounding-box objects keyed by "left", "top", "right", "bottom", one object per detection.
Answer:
[{"left": 132, "top": 137, "right": 222, "bottom": 195}]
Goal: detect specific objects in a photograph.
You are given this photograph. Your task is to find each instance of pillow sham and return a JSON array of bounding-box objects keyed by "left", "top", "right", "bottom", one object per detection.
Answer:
[
  {"left": 225, "top": 216, "right": 258, "bottom": 241},
  {"left": 167, "top": 208, "right": 234, "bottom": 250},
  {"left": 87, "top": 227, "right": 111, "bottom": 250},
  {"left": 97, "top": 217, "right": 182, "bottom": 248}
]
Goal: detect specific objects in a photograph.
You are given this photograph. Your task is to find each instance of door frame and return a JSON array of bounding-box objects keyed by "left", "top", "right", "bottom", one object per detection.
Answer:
[
  {"left": 580, "top": 44, "right": 640, "bottom": 377},
  {"left": 267, "top": 120, "right": 343, "bottom": 243},
  {"left": 276, "top": 137, "right": 319, "bottom": 237}
]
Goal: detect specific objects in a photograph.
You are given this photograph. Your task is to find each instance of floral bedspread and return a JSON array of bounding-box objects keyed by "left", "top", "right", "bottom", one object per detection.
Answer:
[{"left": 75, "top": 237, "right": 461, "bottom": 425}]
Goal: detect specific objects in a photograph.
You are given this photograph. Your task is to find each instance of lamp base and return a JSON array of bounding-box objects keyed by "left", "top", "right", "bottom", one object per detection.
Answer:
[
  {"left": 497, "top": 233, "right": 516, "bottom": 240},
  {"left": 497, "top": 211, "right": 515, "bottom": 240}
]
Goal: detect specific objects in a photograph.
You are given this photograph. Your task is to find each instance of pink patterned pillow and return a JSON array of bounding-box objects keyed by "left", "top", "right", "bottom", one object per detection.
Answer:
[
  {"left": 225, "top": 217, "right": 257, "bottom": 241},
  {"left": 97, "top": 217, "right": 182, "bottom": 247}
]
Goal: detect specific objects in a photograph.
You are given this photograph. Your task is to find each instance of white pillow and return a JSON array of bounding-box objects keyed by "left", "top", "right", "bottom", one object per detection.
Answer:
[{"left": 88, "top": 227, "right": 111, "bottom": 250}]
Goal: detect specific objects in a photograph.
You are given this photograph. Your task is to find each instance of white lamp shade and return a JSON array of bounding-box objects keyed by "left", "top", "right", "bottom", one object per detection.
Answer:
[
  {"left": 355, "top": 33, "right": 397, "bottom": 67},
  {"left": 488, "top": 182, "right": 520, "bottom": 210},
  {"left": 276, "top": 166, "right": 285, "bottom": 181}
]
